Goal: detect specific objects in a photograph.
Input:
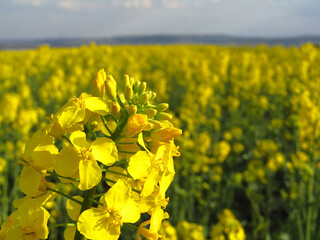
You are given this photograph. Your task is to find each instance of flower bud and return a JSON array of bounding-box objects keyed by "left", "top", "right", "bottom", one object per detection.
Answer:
[
  {"left": 124, "top": 85, "right": 133, "bottom": 101},
  {"left": 150, "top": 127, "right": 182, "bottom": 142},
  {"left": 111, "top": 102, "right": 121, "bottom": 118},
  {"left": 156, "top": 112, "right": 172, "bottom": 121},
  {"left": 92, "top": 69, "right": 106, "bottom": 98},
  {"left": 156, "top": 103, "right": 169, "bottom": 111},
  {"left": 145, "top": 108, "right": 157, "bottom": 118},
  {"left": 139, "top": 92, "right": 150, "bottom": 105},
  {"left": 149, "top": 91, "right": 156, "bottom": 101},
  {"left": 126, "top": 105, "right": 137, "bottom": 115},
  {"left": 105, "top": 75, "right": 117, "bottom": 99},
  {"left": 125, "top": 114, "right": 148, "bottom": 137},
  {"left": 124, "top": 74, "right": 131, "bottom": 87},
  {"left": 133, "top": 80, "right": 141, "bottom": 93},
  {"left": 138, "top": 82, "right": 147, "bottom": 95}
]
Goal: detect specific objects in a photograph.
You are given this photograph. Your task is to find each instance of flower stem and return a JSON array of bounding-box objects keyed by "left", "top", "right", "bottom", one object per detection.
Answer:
[
  {"left": 100, "top": 115, "right": 113, "bottom": 135},
  {"left": 74, "top": 186, "right": 97, "bottom": 240},
  {"left": 104, "top": 169, "right": 132, "bottom": 178},
  {"left": 49, "top": 223, "right": 76, "bottom": 229},
  {"left": 47, "top": 170, "right": 80, "bottom": 182},
  {"left": 47, "top": 187, "right": 83, "bottom": 205}
]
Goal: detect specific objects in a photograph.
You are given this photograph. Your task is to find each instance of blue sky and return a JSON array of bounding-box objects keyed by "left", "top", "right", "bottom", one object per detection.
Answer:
[{"left": 0, "top": 0, "right": 319, "bottom": 40}]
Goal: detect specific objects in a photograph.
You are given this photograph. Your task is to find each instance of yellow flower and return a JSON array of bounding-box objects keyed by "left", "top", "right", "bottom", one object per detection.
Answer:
[
  {"left": 137, "top": 207, "right": 168, "bottom": 240},
  {"left": 124, "top": 114, "right": 149, "bottom": 137},
  {"left": 0, "top": 201, "right": 50, "bottom": 240},
  {"left": 77, "top": 179, "right": 140, "bottom": 240},
  {"left": 46, "top": 94, "right": 109, "bottom": 138},
  {"left": 54, "top": 131, "right": 118, "bottom": 190},
  {"left": 92, "top": 69, "right": 106, "bottom": 98},
  {"left": 19, "top": 128, "right": 58, "bottom": 196}
]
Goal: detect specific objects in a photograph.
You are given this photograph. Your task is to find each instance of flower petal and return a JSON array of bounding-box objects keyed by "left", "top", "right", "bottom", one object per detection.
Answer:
[
  {"left": 79, "top": 160, "right": 101, "bottom": 190},
  {"left": 128, "top": 151, "right": 151, "bottom": 180},
  {"left": 19, "top": 165, "right": 41, "bottom": 196},
  {"left": 91, "top": 137, "right": 118, "bottom": 166},
  {"left": 84, "top": 97, "right": 109, "bottom": 116}
]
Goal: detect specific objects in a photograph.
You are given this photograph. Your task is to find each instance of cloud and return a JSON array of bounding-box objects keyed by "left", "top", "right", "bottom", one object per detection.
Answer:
[
  {"left": 12, "top": 0, "right": 45, "bottom": 7},
  {"left": 56, "top": 0, "right": 108, "bottom": 11},
  {"left": 111, "top": 0, "right": 152, "bottom": 9},
  {"left": 161, "top": 0, "right": 186, "bottom": 8}
]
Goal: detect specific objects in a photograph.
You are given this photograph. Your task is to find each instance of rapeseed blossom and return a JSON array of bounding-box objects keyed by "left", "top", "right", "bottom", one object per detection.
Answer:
[{"left": 0, "top": 69, "right": 181, "bottom": 240}]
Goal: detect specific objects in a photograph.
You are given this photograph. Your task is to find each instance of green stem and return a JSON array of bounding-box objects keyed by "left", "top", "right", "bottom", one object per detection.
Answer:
[
  {"left": 118, "top": 150, "right": 136, "bottom": 154},
  {"left": 63, "top": 135, "right": 72, "bottom": 144},
  {"left": 123, "top": 223, "right": 138, "bottom": 230},
  {"left": 74, "top": 186, "right": 97, "bottom": 240},
  {"left": 104, "top": 169, "right": 132, "bottom": 178},
  {"left": 47, "top": 170, "right": 80, "bottom": 182},
  {"left": 47, "top": 187, "right": 83, "bottom": 205},
  {"left": 49, "top": 223, "right": 76, "bottom": 229},
  {"left": 100, "top": 115, "right": 113, "bottom": 136}
]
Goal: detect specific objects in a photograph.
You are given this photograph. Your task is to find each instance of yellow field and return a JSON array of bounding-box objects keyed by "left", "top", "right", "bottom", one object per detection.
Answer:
[{"left": 0, "top": 43, "right": 320, "bottom": 240}]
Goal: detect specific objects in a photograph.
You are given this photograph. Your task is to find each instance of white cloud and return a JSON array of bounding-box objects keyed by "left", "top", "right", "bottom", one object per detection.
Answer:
[
  {"left": 112, "top": 0, "right": 152, "bottom": 9},
  {"left": 161, "top": 0, "right": 186, "bottom": 8},
  {"left": 12, "top": 0, "right": 45, "bottom": 7},
  {"left": 56, "top": 0, "right": 108, "bottom": 11}
]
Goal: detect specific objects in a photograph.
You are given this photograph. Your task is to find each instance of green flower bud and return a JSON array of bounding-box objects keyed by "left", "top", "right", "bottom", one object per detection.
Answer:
[
  {"left": 145, "top": 108, "right": 157, "bottom": 117},
  {"left": 124, "top": 85, "right": 133, "bottom": 101},
  {"left": 156, "top": 103, "right": 169, "bottom": 111},
  {"left": 138, "top": 82, "right": 147, "bottom": 95},
  {"left": 139, "top": 92, "right": 150, "bottom": 105},
  {"left": 156, "top": 112, "right": 172, "bottom": 121}
]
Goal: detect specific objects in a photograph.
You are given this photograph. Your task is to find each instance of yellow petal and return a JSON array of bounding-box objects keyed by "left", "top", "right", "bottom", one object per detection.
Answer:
[
  {"left": 66, "top": 196, "right": 83, "bottom": 220},
  {"left": 121, "top": 201, "right": 140, "bottom": 223},
  {"left": 78, "top": 208, "right": 120, "bottom": 240},
  {"left": 64, "top": 226, "right": 76, "bottom": 240},
  {"left": 128, "top": 151, "right": 151, "bottom": 180},
  {"left": 141, "top": 169, "right": 160, "bottom": 197},
  {"left": 57, "top": 99, "right": 86, "bottom": 129},
  {"left": 91, "top": 137, "right": 118, "bottom": 166},
  {"left": 79, "top": 160, "right": 101, "bottom": 191},
  {"left": 84, "top": 97, "right": 109, "bottom": 116},
  {"left": 19, "top": 166, "right": 41, "bottom": 195},
  {"left": 105, "top": 179, "right": 130, "bottom": 213},
  {"left": 150, "top": 207, "right": 168, "bottom": 233},
  {"left": 54, "top": 147, "right": 81, "bottom": 178},
  {"left": 70, "top": 131, "right": 90, "bottom": 149}
]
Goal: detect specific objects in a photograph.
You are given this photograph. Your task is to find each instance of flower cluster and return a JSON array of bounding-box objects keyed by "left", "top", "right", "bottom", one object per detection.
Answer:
[{"left": 0, "top": 69, "right": 181, "bottom": 240}]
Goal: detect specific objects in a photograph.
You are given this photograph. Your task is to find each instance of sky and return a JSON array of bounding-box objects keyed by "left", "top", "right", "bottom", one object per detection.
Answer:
[{"left": 0, "top": 0, "right": 319, "bottom": 40}]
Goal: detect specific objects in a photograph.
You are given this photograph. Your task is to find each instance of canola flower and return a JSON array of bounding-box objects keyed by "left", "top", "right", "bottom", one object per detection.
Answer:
[
  {"left": 1, "top": 43, "right": 320, "bottom": 239},
  {"left": 0, "top": 69, "right": 182, "bottom": 240}
]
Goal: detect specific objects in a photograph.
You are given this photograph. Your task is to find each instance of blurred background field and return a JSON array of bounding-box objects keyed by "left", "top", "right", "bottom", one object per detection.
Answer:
[{"left": 1, "top": 43, "right": 320, "bottom": 239}]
